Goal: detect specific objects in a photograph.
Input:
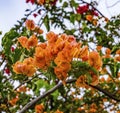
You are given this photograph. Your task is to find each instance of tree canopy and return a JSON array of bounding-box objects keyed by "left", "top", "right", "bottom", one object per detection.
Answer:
[{"left": 0, "top": 0, "right": 120, "bottom": 113}]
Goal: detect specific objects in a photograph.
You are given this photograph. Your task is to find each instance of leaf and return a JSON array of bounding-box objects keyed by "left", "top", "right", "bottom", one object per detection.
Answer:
[
  {"left": 76, "top": 14, "right": 81, "bottom": 21},
  {"left": 44, "top": 15, "right": 50, "bottom": 31},
  {"left": 35, "top": 79, "right": 52, "bottom": 95},
  {"left": 63, "top": 1, "right": 68, "bottom": 8},
  {"left": 10, "top": 48, "right": 23, "bottom": 63},
  {"left": 109, "top": 64, "right": 117, "bottom": 77},
  {"left": 70, "top": 14, "right": 75, "bottom": 24},
  {"left": 38, "top": 35, "right": 46, "bottom": 42},
  {"left": 51, "top": 90, "right": 59, "bottom": 100}
]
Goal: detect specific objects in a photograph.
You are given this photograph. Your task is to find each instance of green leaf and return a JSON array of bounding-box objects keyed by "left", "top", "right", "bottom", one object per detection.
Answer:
[
  {"left": 44, "top": 15, "right": 50, "bottom": 31},
  {"left": 51, "top": 90, "right": 59, "bottom": 100},
  {"left": 38, "top": 35, "right": 46, "bottom": 42},
  {"left": 63, "top": 1, "right": 68, "bottom": 8},
  {"left": 70, "top": 14, "right": 75, "bottom": 24},
  {"left": 70, "top": 0, "right": 79, "bottom": 8},
  {"left": 76, "top": 14, "right": 81, "bottom": 21},
  {"left": 10, "top": 48, "right": 23, "bottom": 63},
  {"left": 35, "top": 79, "right": 52, "bottom": 95}
]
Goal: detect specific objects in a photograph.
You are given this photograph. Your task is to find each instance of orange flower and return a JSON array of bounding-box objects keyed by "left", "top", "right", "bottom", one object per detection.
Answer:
[
  {"left": 46, "top": 31, "right": 58, "bottom": 45},
  {"left": 18, "top": 36, "right": 28, "bottom": 48},
  {"left": 23, "top": 57, "right": 34, "bottom": 65},
  {"left": 67, "top": 35, "right": 76, "bottom": 43},
  {"left": 34, "top": 26, "right": 43, "bottom": 34},
  {"left": 88, "top": 51, "right": 102, "bottom": 70},
  {"left": 55, "top": 109, "right": 64, "bottom": 113},
  {"left": 34, "top": 46, "right": 46, "bottom": 69},
  {"left": 116, "top": 49, "right": 120, "bottom": 55},
  {"left": 25, "top": 19, "right": 35, "bottom": 30},
  {"left": 59, "top": 62, "right": 71, "bottom": 71},
  {"left": 89, "top": 108, "right": 97, "bottom": 113},
  {"left": 9, "top": 97, "right": 19, "bottom": 106},
  {"left": 17, "top": 86, "right": 28, "bottom": 92},
  {"left": 26, "top": 35, "right": 38, "bottom": 49},
  {"left": 37, "top": 43, "right": 47, "bottom": 49},
  {"left": 105, "top": 17, "right": 109, "bottom": 23},
  {"left": 24, "top": 64, "right": 36, "bottom": 76},
  {"left": 35, "top": 104, "right": 44, "bottom": 113},
  {"left": 54, "top": 52, "right": 69, "bottom": 66},
  {"left": 37, "top": 0, "right": 45, "bottom": 5},
  {"left": 54, "top": 43, "right": 72, "bottom": 66},
  {"left": 105, "top": 48, "right": 111, "bottom": 55},
  {"left": 54, "top": 67, "right": 68, "bottom": 83},
  {"left": 90, "top": 74, "right": 99, "bottom": 86},
  {"left": 35, "top": 46, "right": 45, "bottom": 59},
  {"left": 34, "top": 57, "right": 46, "bottom": 69},
  {"left": 86, "top": 15, "right": 93, "bottom": 22},
  {"left": 77, "top": 107, "right": 84, "bottom": 112},
  {"left": 53, "top": 37, "right": 65, "bottom": 54},
  {"left": 115, "top": 56, "right": 120, "bottom": 62},
  {"left": 96, "top": 45, "right": 102, "bottom": 51},
  {"left": 45, "top": 47, "right": 55, "bottom": 66},
  {"left": 60, "top": 33, "right": 68, "bottom": 40},
  {"left": 76, "top": 75, "right": 86, "bottom": 88},
  {"left": 92, "top": 19, "right": 97, "bottom": 26},
  {"left": 79, "top": 46, "right": 89, "bottom": 61},
  {"left": 13, "top": 58, "right": 36, "bottom": 76},
  {"left": 89, "top": 103, "right": 97, "bottom": 113},
  {"left": 71, "top": 47, "right": 80, "bottom": 58},
  {"left": 13, "top": 61, "right": 26, "bottom": 74}
]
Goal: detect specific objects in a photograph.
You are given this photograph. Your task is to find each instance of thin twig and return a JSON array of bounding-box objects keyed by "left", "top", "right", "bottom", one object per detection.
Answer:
[
  {"left": 88, "top": 83, "right": 120, "bottom": 102},
  {"left": 14, "top": 75, "right": 38, "bottom": 90}
]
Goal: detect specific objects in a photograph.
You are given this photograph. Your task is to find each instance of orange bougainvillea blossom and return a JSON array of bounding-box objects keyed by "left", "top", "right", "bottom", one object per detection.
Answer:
[
  {"left": 35, "top": 104, "right": 44, "bottom": 113},
  {"left": 25, "top": 19, "right": 35, "bottom": 30},
  {"left": 86, "top": 15, "right": 93, "bottom": 22},
  {"left": 13, "top": 57, "right": 36, "bottom": 76},
  {"left": 88, "top": 51, "right": 102, "bottom": 70},
  {"left": 13, "top": 30, "right": 103, "bottom": 83},
  {"left": 9, "top": 96, "right": 19, "bottom": 106},
  {"left": 18, "top": 36, "right": 28, "bottom": 48},
  {"left": 115, "top": 49, "right": 120, "bottom": 62},
  {"left": 18, "top": 34, "right": 38, "bottom": 50}
]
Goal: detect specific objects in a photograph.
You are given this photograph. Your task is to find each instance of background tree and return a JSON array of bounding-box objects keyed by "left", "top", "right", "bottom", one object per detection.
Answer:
[{"left": 0, "top": 0, "right": 120, "bottom": 113}]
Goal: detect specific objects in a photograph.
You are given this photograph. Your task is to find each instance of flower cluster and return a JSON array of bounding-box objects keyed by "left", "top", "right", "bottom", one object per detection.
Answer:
[
  {"left": 76, "top": 4, "right": 100, "bottom": 26},
  {"left": 13, "top": 28, "right": 102, "bottom": 83},
  {"left": 18, "top": 35, "right": 38, "bottom": 50},
  {"left": 25, "top": 19, "right": 43, "bottom": 34},
  {"left": 13, "top": 57, "right": 36, "bottom": 76}
]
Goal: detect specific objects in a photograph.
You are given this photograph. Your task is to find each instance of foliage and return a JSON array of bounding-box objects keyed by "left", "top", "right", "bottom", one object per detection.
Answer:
[{"left": 0, "top": 0, "right": 120, "bottom": 113}]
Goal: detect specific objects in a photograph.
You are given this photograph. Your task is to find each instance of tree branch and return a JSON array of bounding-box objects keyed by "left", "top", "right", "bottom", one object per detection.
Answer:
[
  {"left": 19, "top": 78, "right": 120, "bottom": 113},
  {"left": 88, "top": 84, "right": 120, "bottom": 102},
  {"left": 14, "top": 75, "right": 38, "bottom": 90},
  {"left": 19, "top": 78, "right": 76, "bottom": 113}
]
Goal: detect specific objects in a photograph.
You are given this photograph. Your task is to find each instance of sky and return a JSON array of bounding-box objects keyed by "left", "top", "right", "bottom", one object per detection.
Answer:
[{"left": 0, "top": 0, "right": 120, "bottom": 49}]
